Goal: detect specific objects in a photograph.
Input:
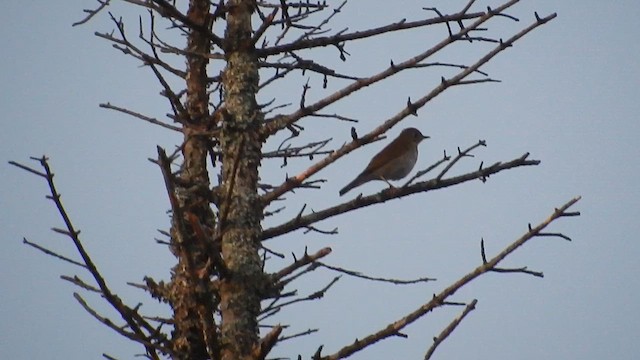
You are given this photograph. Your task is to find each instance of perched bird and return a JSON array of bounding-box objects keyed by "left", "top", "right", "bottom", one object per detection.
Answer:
[{"left": 339, "top": 127, "right": 429, "bottom": 196}]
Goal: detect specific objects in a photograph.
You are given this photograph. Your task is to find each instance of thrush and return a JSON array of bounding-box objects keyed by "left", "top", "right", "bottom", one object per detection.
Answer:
[{"left": 339, "top": 127, "right": 429, "bottom": 196}]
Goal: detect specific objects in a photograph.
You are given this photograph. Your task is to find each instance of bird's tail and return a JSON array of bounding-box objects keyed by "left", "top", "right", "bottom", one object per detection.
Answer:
[{"left": 339, "top": 175, "right": 367, "bottom": 196}]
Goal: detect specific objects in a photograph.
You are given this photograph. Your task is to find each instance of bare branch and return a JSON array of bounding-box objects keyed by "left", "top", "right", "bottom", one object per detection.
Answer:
[
  {"left": 436, "top": 140, "right": 486, "bottom": 181},
  {"left": 276, "top": 247, "right": 333, "bottom": 280},
  {"left": 148, "top": 0, "right": 223, "bottom": 46},
  {"left": 260, "top": 56, "right": 360, "bottom": 81},
  {"left": 411, "top": 61, "right": 490, "bottom": 77},
  {"left": 260, "top": 276, "right": 341, "bottom": 320},
  {"left": 73, "top": 293, "right": 171, "bottom": 356},
  {"left": 481, "top": 238, "right": 544, "bottom": 277},
  {"left": 61, "top": 275, "right": 101, "bottom": 292},
  {"left": 303, "top": 225, "right": 337, "bottom": 235},
  {"left": 12, "top": 157, "right": 163, "bottom": 359},
  {"left": 316, "top": 262, "right": 435, "bottom": 285},
  {"left": 99, "top": 103, "right": 182, "bottom": 131},
  {"left": 260, "top": 10, "right": 557, "bottom": 202},
  {"left": 73, "top": 0, "right": 110, "bottom": 27},
  {"left": 252, "top": 7, "right": 279, "bottom": 46},
  {"left": 252, "top": 324, "right": 283, "bottom": 360},
  {"left": 403, "top": 150, "right": 451, "bottom": 186},
  {"left": 262, "top": 153, "right": 540, "bottom": 241},
  {"left": 22, "top": 237, "right": 86, "bottom": 268},
  {"left": 95, "top": 14, "right": 187, "bottom": 79},
  {"left": 257, "top": 10, "right": 485, "bottom": 57},
  {"left": 279, "top": 328, "right": 319, "bottom": 343},
  {"left": 423, "top": 299, "right": 478, "bottom": 360},
  {"left": 8, "top": 160, "right": 47, "bottom": 178},
  {"left": 319, "top": 197, "right": 581, "bottom": 360},
  {"left": 263, "top": 138, "right": 333, "bottom": 160}
]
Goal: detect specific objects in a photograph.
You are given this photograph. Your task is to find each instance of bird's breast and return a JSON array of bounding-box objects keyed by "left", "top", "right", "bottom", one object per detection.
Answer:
[{"left": 376, "top": 147, "right": 418, "bottom": 180}]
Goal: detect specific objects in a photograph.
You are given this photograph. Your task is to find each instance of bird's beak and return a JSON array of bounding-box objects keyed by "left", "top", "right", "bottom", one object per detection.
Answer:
[{"left": 422, "top": 135, "right": 430, "bottom": 140}]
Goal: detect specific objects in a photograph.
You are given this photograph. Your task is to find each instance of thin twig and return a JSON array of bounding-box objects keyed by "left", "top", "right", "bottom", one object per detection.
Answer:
[
  {"left": 100, "top": 103, "right": 181, "bottom": 131},
  {"left": 316, "top": 262, "right": 435, "bottom": 284},
  {"left": 423, "top": 299, "right": 478, "bottom": 360},
  {"left": 73, "top": 0, "right": 110, "bottom": 27},
  {"left": 22, "top": 237, "right": 86, "bottom": 268}
]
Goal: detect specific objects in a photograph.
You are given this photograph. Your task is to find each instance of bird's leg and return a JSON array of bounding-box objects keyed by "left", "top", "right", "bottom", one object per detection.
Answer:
[{"left": 381, "top": 177, "right": 396, "bottom": 189}]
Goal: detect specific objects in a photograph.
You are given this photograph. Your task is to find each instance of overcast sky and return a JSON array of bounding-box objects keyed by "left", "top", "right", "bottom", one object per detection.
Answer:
[{"left": 2, "top": 1, "right": 639, "bottom": 359}]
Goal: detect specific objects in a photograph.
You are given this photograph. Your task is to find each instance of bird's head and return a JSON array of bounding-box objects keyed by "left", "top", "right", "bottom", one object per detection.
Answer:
[{"left": 400, "top": 127, "right": 430, "bottom": 144}]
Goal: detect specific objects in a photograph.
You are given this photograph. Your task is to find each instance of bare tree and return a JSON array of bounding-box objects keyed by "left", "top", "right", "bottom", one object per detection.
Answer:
[{"left": 11, "top": 1, "right": 580, "bottom": 359}]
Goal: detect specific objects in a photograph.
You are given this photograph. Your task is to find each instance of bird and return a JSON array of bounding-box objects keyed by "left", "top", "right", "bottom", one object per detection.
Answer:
[{"left": 339, "top": 127, "right": 429, "bottom": 196}]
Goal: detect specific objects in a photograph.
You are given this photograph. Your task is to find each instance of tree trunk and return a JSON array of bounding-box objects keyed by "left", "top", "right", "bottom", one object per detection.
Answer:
[
  {"left": 219, "top": 0, "right": 263, "bottom": 359},
  {"left": 169, "top": 0, "right": 217, "bottom": 359}
]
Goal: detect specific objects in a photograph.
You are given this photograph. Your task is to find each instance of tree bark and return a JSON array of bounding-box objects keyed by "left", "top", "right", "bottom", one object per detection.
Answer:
[
  {"left": 168, "top": 0, "right": 216, "bottom": 359},
  {"left": 219, "top": 1, "right": 263, "bottom": 360}
]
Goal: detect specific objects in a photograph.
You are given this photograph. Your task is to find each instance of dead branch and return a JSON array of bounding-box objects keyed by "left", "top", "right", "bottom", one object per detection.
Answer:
[
  {"left": 257, "top": 9, "right": 485, "bottom": 57},
  {"left": 61, "top": 275, "right": 101, "bottom": 292},
  {"left": 259, "top": 7, "right": 498, "bottom": 137},
  {"left": 263, "top": 138, "right": 333, "bottom": 160},
  {"left": 139, "top": 0, "right": 223, "bottom": 46},
  {"left": 262, "top": 152, "right": 540, "bottom": 241},
  {"left": 9, "top": 157, "right": 165, "bottom": 359},
  {"left": 260, "top": 57, "right": 360, "bottom": 81},
  {"left": 436, "top": 140, "right": 486, "bottom": 181},
  {"left": 95, "top": 13, "right": 186, "bottom": 78},
  {"left": 275, "top": 247, "right": 333, "bottom": 280},
  {"left": 72, "top": 0, "right": 110, "bottom": 27},
  {"left": 423, "top": 299, "right": 478, "bottom": 360},
  {"left": 315, "top": 262, "right": 435, "bottom": 285},
  {"left": 279, "top": 328, "right": 319, "bottom": 343},
  {"left": 260, "top": 10, "right": 557, "bottom": 203},
  {"left": 403, "top": 150, "right": 452, "bottom": 186},
  {"left": 260, "top": 276, "right": 341, "bottom": 320},
  {"left": 99, "top": 103, "right": 181, "bottom": 131},
  {"left": 73, "top": 293, "right": 172, "bottom": 355},
  {"left": 252, "top": 324, "right": 283, "bottom": 360},
  {"left": 319, "top": 197, "right": 581, "bottom": 360},
  {"left": 22, "top": 237, "right": 86, "bottom": 268}
]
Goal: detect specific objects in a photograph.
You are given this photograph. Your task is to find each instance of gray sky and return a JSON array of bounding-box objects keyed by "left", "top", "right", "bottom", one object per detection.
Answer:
[{"left": 2, "top": 1, "right": 639, "bottom": 359}]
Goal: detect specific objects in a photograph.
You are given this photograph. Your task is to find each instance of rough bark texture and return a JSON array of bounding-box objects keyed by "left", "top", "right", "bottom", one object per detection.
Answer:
[
  {"left": 168, "top": 0, "right": 217, "bottom": 359},
  {"left": 219, "top": 1, "right": 264, "bottom": 359}
]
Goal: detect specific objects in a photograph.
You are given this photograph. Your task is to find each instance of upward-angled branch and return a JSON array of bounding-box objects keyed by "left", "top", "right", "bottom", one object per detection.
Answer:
[
  {"left": 149, "top": 0, "right": 224, "bottom": 46},
  {"left": 259, "top": 11, "right": 556, "bottom": 204},
  {"left": 261, "top": 1, "right": 537, "bottom": 138},
  {"left": 319, "top": 196, "right": 581, "bottom": 360},
  {"left": 9, "top": 157, "right": 164, "bottom": 359},
  {"left": 423, "top": 299, "right": 478, "bottom": 360},
  {"left": 72, "top": 0, "right": 110, "bottom": 27}
]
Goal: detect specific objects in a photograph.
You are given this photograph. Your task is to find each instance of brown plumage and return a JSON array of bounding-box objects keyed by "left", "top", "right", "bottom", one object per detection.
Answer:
[{"left": 339, "top": 128, "right": 429, "bottom": 196}]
